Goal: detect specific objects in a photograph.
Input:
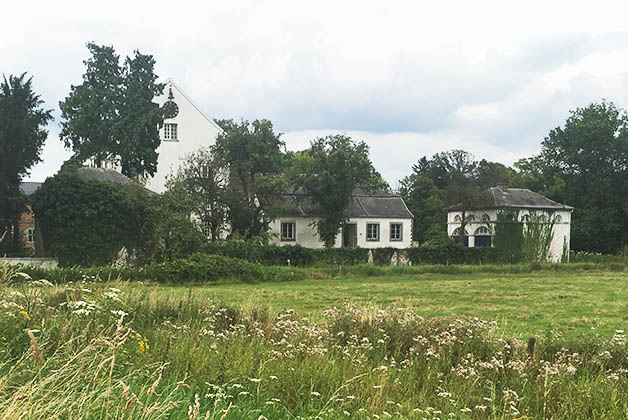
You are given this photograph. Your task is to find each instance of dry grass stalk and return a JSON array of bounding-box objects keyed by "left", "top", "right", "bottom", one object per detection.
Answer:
[
  {"left": 26, "top": 330, "right": 43, "bottom": 367},
  {"left": 147, "top": 370, "right": 162, "bottom": 396},
  {"left": 188, "top": 393, "right": 200, "bottom": 420},
  {"left": 219, "top": 402, "right": 233, "bottom": 420}
]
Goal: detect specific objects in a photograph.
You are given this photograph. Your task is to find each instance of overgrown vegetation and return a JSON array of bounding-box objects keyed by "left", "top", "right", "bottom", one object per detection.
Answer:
[{"left": 1, "top": 277, "right": 628, "bottom": 419}]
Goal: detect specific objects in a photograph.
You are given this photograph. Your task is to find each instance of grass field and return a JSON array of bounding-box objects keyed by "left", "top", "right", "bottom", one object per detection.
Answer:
[
  {"left": 129, "top": 270, "right": 628, "bottom": 338},
  {"left": 2, "top": 267, "right": 628, "bottom": 419}
]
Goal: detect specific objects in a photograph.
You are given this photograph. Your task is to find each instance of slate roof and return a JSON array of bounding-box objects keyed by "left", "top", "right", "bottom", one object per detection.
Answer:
[
  {"left": 19, "top": 182, "right": 43, "bottom": 196},
  {"left": 277, "top": 189, "right": 414, "bottom": 219},
  {"left": 449, "top": 187, "right": 573, "bottom": 211},
  {"left": 76, "top": 167, "right": 159, "bottom": 196}
]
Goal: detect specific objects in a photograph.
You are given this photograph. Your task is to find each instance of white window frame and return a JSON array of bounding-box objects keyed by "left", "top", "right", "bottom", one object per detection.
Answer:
[
  {"left": 163, "top": 123, "right": 178, "bottom": 141},
  {"left": 366, "top": 223, "right": 380, "bottom": 241},
  {"left": 390, "top": 222, "right": 403, "bottom": 241},
  {"left": 281, "top": 221, "right": 296, "bottom": 242},
  {"left": 25, "top": 228, "right": 34, "bottom": 243}
]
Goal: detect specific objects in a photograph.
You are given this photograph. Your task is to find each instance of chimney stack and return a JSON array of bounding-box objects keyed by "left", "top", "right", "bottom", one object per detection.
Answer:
[{"left": 497, "top": 183, "right": 508, "bottom": 192}]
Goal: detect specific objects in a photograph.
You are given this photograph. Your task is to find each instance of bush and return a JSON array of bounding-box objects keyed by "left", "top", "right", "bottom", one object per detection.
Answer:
[
  {"left": 20, "top": 254, "right": 267, "bottom": 284},
  {"left": 405, "top": 245, "right": 497, "bottom": 265}
]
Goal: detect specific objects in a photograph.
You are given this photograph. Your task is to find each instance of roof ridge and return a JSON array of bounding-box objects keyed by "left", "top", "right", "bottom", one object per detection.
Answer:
[{"left": 164, "top": 78, "right": 224, "bottom": 134}]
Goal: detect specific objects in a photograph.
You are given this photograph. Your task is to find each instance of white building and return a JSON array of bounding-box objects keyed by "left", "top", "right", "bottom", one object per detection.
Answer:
[
  {"left": 87, "top": 78, "right": 223, "bottom": 194},
  {"left": 269, "top": 190, "right": 414, "bottom": 248},
  {"left": 148, "top": 79, "right": 224, "bottom": 193},
  {"left": 447, "top": 185, "right": 573, "bottom": 262}
]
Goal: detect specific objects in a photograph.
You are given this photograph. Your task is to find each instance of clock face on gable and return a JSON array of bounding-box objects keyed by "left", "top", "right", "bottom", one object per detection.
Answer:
[{"left": 163, "top": 100, "right": 179, "bottom": 119}]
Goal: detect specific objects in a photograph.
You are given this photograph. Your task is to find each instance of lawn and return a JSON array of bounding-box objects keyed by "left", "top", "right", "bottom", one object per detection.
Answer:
[{"left": 127, "top": 269, "right": 628, "bottom": 338}]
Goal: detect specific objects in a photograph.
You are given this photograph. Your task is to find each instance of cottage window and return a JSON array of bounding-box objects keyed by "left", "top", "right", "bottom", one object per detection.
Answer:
[
  {"left": 474, "top": 226, "right": 492, "bottom": 247},
  {"left": 366, "top": 223, "right": 379, "bottom": 241},
  {"left": 466, "top": 215, "right": 476, "bottom": 222},
  {"left": 482, "top": 214, "right": 490, "bottom": 222},
  {"left": 390, "top": 223, "right": 402, "bottom": 241},
  {"left": 281, "top": 222, "right": 296, "bottom": 241},
  {"left": 554, "top": 215, "right": 562, "bottom": 223},
  {"left": 164, "top": 123, "right": 178, "bottom": 141},
  {"left": 25, "top": 228, "right": 34, "bottom": 244},
  {"left": 474, "top": 226, "right": 490, "bottom": 235},
  {"left": 454, "top": 215, "right": 462, "bottom": 223}
]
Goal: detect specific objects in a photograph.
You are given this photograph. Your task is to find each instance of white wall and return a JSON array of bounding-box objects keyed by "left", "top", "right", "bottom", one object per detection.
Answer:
[
  {"left": 147, "top": 79, "right": 223, "bottom": 193},
  {"left": 447, "top": 208, "right": 572, "bottom": 262},
  {"left": 269, "top": 217, "right": 413, "bottom": 249}
]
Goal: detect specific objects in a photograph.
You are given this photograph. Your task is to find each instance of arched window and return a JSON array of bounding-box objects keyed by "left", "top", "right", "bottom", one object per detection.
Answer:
[
  {"left": 452, "top": 227, "right": 468, "bottom": 236},
  {"left": 454, "top": 215, "right": 462, "bottom": 223},
  {"left": 474, "top": 226, "right": 491, "bottom": 235},
  {"left": 539, "top": 215, "right": 547, "bottom": 223},
  {"left": 474, "top": 226, "right": 492, "bottom": 247},
  {"left": 452, "top": 227, "right": 469, "bottom": 246},
  {"left": 521, "top": 214, "right": 530, "bottom": 222},
  {"left": 466, "top": 215, "right": 476, "bottom": 222},
  {"left": 482, "top": 214, "right": 490, "bottom": 222},
  {"left": 554, "top": 215, "right": 562, "bottom": 223}
]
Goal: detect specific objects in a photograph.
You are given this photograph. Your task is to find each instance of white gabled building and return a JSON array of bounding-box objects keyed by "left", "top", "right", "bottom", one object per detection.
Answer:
[
  {"left": 86, "top": 78, "right": 223, "bottom": 194},
  {"left": 148, "top": 79, "right": 224, "bottom": 193},
  {"left": 269, "top": 189, "right": 414, "bottom": 248},
  {"left": 447, "top": 185, "right": 573, "bottom": 262}
]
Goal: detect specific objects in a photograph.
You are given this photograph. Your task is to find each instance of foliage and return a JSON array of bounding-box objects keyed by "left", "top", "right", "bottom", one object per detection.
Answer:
[
  {"left": 31, "top": 168, "right": 143, "bottom": 267},
  {"left": 411, "top": 150, "right": 507, "bottom": 244},
  {"left": 213, "top": 119, "right": 286, "bottom": 238},
  {"left": 405, "top": 244, "right": 497, "bottom": 265},
  {"left": 2, "top": 281, "right": 628, "bottom": 418},
  {"left": 493, "top": 210, "right": 524, "bottom": 264},
  {"left": 516, "top": 101, "right": 628, "bottom": 253},
  {"left": 133, "top": 180, "right": 205, "bottom": 263},
  {"left": 289, "top": 135, "right": 383, "bottom": 247},
  {"left": 521, "top": 212, "right": 556, "bottom": 263},
  {"left": 166, "top": 147, "right": 228, "bottom": 240},
  {"left": 398, "top": 175, "right": 445, "bottom": 244},
  {"left": 59, "top": 42, "right": 164, "bottom": 178},
  {"left": 0, "top": 73, "right": 52, "bottom": 254}
]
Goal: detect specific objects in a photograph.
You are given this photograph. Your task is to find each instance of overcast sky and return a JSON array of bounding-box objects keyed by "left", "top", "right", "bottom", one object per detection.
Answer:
[{"left": 4, "top": 1, "right": 628, "bottom": 187}]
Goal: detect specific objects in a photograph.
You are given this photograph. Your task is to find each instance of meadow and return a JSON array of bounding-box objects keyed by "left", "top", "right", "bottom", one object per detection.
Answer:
[{"left": 1, "top": 266, "right": 628, "bottom": 419}]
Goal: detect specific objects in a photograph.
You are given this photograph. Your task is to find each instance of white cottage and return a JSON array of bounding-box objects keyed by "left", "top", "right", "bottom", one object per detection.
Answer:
[
  {"left": 447, "top": 185, "right": 573, "bottom": 262},
  {"left": 269, "top": 190, "right": 414, "bottom": 248}
]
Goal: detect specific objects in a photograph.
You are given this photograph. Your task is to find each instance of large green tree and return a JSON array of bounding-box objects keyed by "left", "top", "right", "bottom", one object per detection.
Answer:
[
  {"left": 212, "top": 119, "right": 286, "bottom": 238},
  {"left": 59, "top": 43, "right": 164, "bottom": 178},
  {"left": 410, "top": 150, "right": 502, "bottom": 244},
  {"left": 166, "top": 147, "right": 229, "bottom": 241},
  {"left": 398, "top": 175, "right": 446, "bottom": 244},
  {"left": 517, "top": 101, "right": 628, "bottom": 253},
  {"left": 289, "top": 135, "right": 382, "bottom": 247},
  {"left": 0, "top": 73, "right": 52, "bottom": 253}
]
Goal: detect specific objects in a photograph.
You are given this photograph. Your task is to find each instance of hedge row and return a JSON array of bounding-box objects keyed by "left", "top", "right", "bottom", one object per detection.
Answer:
[
  {"left": 20, "top": 254, "right": 301, "bottom": 284},
  {"left": 202, "top": 242, "right": 498, "bottom": 266}
]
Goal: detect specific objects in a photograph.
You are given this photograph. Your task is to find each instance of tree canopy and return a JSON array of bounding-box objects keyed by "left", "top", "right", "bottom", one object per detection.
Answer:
[
  {"left": 167, "top": 147, "right": 229, "bottom": 241},
  {"left": 289, "top": 135, "right": 383, "bottom": 247},
  {"left": 212, "top": 119, "right": 286, "bottom": 238},
  {"left": 59, "top": 42, "right": 164, "bottom": 179},
  {"left": 516, "top": 101, "right": 628, "bottom": 253},
  {"left": 0, "top": 73, "right": 52, "bottom": 253}
]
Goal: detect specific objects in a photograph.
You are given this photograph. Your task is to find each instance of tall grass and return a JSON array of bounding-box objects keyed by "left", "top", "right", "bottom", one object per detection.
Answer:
[{"left": 1, "top": 278, "right": 628, "bottom": 419}]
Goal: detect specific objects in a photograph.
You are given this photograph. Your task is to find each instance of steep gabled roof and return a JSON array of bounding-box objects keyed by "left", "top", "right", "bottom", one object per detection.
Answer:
[
  {"left": 164, "top": 78, "right": 224, "bottom": 133},
  {"left": 449, "top": 187, "right": 573, "bottom": 211},
  {"left": 277, "top": 189, "right": 414, "bottom": 219}
]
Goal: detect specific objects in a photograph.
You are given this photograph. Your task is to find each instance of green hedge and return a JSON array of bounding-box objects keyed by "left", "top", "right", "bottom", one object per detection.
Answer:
[
  {"left": 20, "top": 254, "right": 283, "bottom": 284},
  {"left": 202, "top": 241, "right": 498, "bottom": 266}
]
